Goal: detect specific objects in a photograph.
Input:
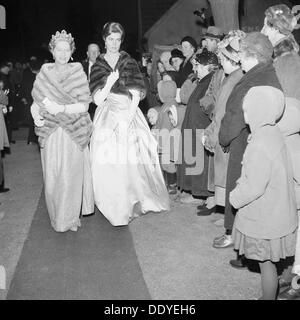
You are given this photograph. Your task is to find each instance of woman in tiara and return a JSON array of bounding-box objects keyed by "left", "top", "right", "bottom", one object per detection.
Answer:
[
  {"left": 31, "top": 30, "right": 94, "bottom": 232},
  {"left": 89, "top": 22, "right": 169, "bottom": 226}
]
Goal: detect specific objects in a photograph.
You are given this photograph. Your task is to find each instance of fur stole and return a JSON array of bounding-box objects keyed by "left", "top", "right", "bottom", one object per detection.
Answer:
[
  {"left": 274, "top": 34, "right": 299, "bottom": 59},
  {"left": 32, "top": 63, "right": 93, "bottom": 150},
  {"left": 89, "top": 51, "right": 146, "bottom": 99}
]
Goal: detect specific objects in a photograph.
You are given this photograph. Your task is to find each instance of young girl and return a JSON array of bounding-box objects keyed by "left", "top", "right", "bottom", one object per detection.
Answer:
[
  {"left": 165, "top": 105, "right": 186, "bottom": 194},
  {"left": 277, "top": 97, "right": 300, "bottom": 299},
  {"left": 229, "top": 87, "right": 298, "bottom": 300}
]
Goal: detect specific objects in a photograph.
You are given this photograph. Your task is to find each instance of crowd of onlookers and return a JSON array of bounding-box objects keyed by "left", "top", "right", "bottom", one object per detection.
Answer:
[
  {"left": 0, "top": 57, "right": 45, "bottom": 196},
  {"left": 138, "top": 3, "right": 300, "bottom": 300}
]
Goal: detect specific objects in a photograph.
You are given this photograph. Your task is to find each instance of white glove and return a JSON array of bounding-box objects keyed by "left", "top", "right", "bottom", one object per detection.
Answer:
[
  {"left": 31, "top": 102, "right": 45, "bottom": 127},
  {"left": 34, "top": 118, "right": 45, "bottom": 127},
  {"left": 106, "top": 70, "right": 119, "bottom": 88},
  {"left": 43, "top": 98, "right": 64, "bottom": 115}
]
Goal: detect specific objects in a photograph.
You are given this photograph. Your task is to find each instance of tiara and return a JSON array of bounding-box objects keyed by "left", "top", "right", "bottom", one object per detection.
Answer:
[{"left": 49, "top": 30, "right": 75, "bottom": 51}]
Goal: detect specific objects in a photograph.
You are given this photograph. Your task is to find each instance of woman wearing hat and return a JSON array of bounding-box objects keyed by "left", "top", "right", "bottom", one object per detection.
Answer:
[
  {"left": 177, "top": 50, "right": 219, "bottom": 204},
  {"left": 177, "top": 36, "right": 198, "bottom": 88},
  {"left": 201, "top": 31, "right": 245, "bottom": 231},
  {"left": 262, "top": 4, "right": 300, "bottom": 100}
]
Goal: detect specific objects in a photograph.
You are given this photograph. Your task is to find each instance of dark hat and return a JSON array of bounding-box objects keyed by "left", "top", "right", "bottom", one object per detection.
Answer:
[
  {"left": 265, "top": 4, "right": 300, "bottom": 35},
  {"left": 170, "top": 48, "right": 185, "bottom": 60},
  {"left": 203, "top": 26, "right": 223, "bottom": 41},
  {"left": 193, "top": 50, "right": 219, "bottom": 66},
  {"left": 241, "top": 32, "right": 273, "bottom": 60},
  {"left": 180, "top": 36, "right": 198, "bottom": 51}
]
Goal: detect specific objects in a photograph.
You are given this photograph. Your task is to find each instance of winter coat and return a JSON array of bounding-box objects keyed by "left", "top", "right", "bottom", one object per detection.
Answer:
[
  {"left": 230, "top": 86, "right": 298, "bottom": 239},
  {"left": 177, "top": 72, "right": 214, "bottom": 197},
  {"left": 277, "top": 97, "right": 300, "bottom": 209},
  {"left": 204, "top": 69, "right": 244, "bottom": 200},
  {"left": 155, "top": 80, "right": 178, "bottom": 173},
  {"left": 219, "top": 61, "right": 282, "bottom": 231}
]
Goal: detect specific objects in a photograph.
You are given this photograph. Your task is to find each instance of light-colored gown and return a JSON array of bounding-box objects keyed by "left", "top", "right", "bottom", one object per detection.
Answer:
[
  {"left": 90, "top": 93, "right": 170, "bottom": 226},
  {"left": 32, "top": 63, "right": 94, "bottom": 232}
]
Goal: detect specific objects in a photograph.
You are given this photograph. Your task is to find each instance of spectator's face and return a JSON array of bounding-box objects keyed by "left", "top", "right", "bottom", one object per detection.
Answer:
[
  {"left": 205, "top": 38, "right": 218, "bottom": 52},
  {"left": 220, "top": 54, "right": 236, "bottom": 74},
  {"left": 52, "top": 40, "right": 72, "bottom": 65},
  {"left": 160, "top": 52, "right": 172, "bottom": 70},
  {"left": 261, "top": 17, "right": 277, "bottom": 45},
  {"left": 181, "top": 41, "right": 194, "bottom": 58},
  {"left": 15, "top": 62, "right": 22, "bottom": 70},
  {"left": 87, "top": 44, "right": 100, "bottom": 63},
  {"left": 171, "top": 57, "right": 183, "bottom": 71},
  {"left": 194, "top": 62, "right": 209, "bottom": 79},
  {"left": 105, "top": 32, "right": 122, "bottom": 54},
  {"left": 7, "top": 62, "right": 13, "bottom": 71},
  {"left": 1, "top": 66, "right": 9, "bottom": 75}
]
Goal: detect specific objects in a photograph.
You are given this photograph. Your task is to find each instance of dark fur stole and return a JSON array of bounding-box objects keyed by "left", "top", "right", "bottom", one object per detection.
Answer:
[
  {"left": 89, "top": 51, "right": 146, "bottom": 100},
  {"left": 274, "top": 34, "right": 299, "bottom": 59}
]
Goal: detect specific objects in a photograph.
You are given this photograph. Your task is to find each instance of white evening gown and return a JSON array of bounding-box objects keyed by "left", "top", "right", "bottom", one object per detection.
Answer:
[{"left": 90, "top": 93, "right": 170, "bottom": 226}]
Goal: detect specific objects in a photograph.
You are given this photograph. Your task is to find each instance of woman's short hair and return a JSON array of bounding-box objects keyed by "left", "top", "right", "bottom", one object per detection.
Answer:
[
  {"left": 102, "top": 22, "right": 125, "bottom": 42},
  {"left": 240, "top": 32, "right": 273, "bottom": 63}
]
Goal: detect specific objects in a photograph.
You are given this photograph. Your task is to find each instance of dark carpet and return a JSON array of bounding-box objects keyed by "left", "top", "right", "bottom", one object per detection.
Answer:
[{"left": 7, "top": 193, "right": 151, "bottom": 300}]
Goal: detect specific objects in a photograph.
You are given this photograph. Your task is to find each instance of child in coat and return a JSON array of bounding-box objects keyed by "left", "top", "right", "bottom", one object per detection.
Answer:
[
  {"left": 165, "top": 104, "right": 186, "bottom": 194},
  {"left": 155, "top": 80, "right": 178, "bottom": 193},
  {"left": 229, "top": 86, "right": 298, "bottom": 300},
  {"left": 277, "top": 97, "right": 300, "bottom": 299}
]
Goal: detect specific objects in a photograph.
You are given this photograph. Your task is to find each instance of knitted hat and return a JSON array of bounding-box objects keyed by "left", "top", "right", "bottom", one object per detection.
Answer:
[
  {"left": 265, "top": 4, "right": 300, "bottom": 35},
  {"left": 241, "top": 32, "right": 273, "bottom": 60},
  {"left": 193, "top": 50, "right": 219, "bottom": 66},
  {"left": 203, "top": 26, "right": 223, "bottom": 41},
  {"left": 180, "top": 36, "right": 198, "bottom": 51}
]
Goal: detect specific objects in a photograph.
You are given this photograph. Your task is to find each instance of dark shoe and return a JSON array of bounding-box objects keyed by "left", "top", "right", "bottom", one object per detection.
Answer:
[
  {"left": 10, "top": 140, "right": 16, "bottom": 144},
  {"left": 277, "top": 286, "right": 300, "bottom": 300},
  {"left": 213, "top": 234, "right": 233, "bottom": 248},
  {"left": 196, "top": 206, "right": 215, "bottom": 216},
  {"left": 197, "top": 204, "right": 206, "bottom": 210},
  {"left": 82, "top": 212, "right": 95, "bottom": 218},
  {"left": 229, "top": 257, "right": 247, "bottom": 269},
  {"left": 0, "top": 187, "right": 9, "bottom": 193}
]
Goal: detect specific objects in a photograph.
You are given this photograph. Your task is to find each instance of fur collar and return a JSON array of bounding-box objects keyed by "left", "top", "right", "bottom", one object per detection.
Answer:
[
  {"left": 274, "top": 35, "right": 300, "bottom": 59},
  {"left": 89, "top": 51, "right": 146, "bottom": 99}
]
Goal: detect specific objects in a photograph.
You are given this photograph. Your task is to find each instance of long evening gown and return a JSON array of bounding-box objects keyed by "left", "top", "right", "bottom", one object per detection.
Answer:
[{"left": 90, "top": 93, "right": 170, "bottom": 226}]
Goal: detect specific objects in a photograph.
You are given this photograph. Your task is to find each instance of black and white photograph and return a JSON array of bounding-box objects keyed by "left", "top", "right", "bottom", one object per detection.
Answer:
[{"left": 0, "top": 0, "right": 300, "bottom": 305}]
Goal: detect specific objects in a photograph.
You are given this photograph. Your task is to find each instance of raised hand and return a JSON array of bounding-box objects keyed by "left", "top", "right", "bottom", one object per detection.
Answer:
[
  {"left": 128, "top": 89, "right": 140, "bottom": 99},
  {"left": 107, "top": 70, "right": 119, "bottom": 87},
  {"left": 43, "top": 99, "right": 64, "bottom": 115}
]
